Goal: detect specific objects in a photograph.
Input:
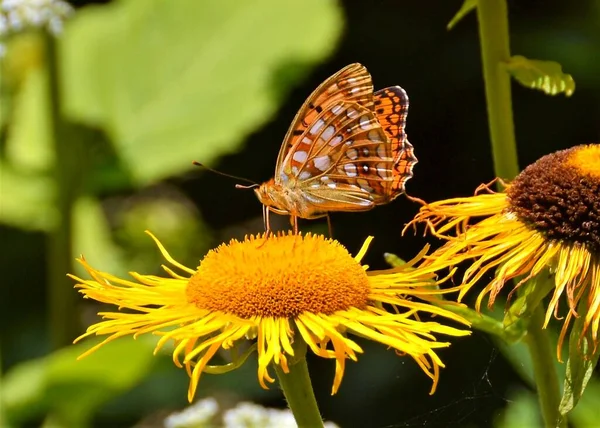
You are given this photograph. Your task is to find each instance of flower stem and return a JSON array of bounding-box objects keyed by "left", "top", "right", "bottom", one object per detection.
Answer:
[
  {"left": 525, "top": 306, "right": 565, "bottom": 427},
  {"left": 274, "top": 354, "right": 324, "bottom": 428},
  {"left": 476, "top": 0, "right": 520, "bottom": 180},
  {"left": 44, "top": 32, "right": 80, "bottom": 348}
]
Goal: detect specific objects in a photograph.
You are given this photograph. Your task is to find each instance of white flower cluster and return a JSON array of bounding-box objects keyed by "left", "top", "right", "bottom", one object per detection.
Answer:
[
  {"left": 164, "top": 398, "right": 340, "bottom": 428},
  {"left": 0, "top": 0, "right": 73, "bottom": 55},
  {"left": 164, "top": 398, "right": 220, "bottom": 428}
]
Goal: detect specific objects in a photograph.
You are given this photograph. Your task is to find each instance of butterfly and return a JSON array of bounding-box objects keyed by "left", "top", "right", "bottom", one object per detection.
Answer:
[{"left": 253, "top": 63, "right": 417, "bottom": 233}]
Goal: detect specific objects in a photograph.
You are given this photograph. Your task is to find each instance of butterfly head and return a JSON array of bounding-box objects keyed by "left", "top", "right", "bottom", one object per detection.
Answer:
[{"left": 254, "top": 178, "right": 276, "bottom": 206}]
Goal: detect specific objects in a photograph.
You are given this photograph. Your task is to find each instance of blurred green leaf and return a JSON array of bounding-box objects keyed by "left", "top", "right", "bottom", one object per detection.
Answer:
[
  {"left": 72, "top": 197, "right": 127, "bottom": 278},
  {"left": 0, "top": 162, "right": 56, "bottom": 231},
  {"left": 5, "top": 64, "right": 53, "bottom": 171},
  {"left": 559, "top": 300, "right": 600, "bottom": 420},
  {"left": 60, "top": 0, "right": 343, "bottom": 184},
  {"left": 569, "top": 378, "right": 600, "bottom": 427},
  {"left": 2, "top": 337, "right": 158, "bottom": 426},
  {"left": 505, "top": 55, "right": 575, "bottom": 96},
  {"left": 447, "top": 0, "right": 477, "bottom": 30},
  {"left": 494, "top": 388, "right": 542, "bottom": 428}
]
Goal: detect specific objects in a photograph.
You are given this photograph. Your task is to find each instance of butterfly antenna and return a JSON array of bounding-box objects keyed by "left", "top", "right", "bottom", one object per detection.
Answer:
[{"left": 192, "top": 161, "right": 258, "bottom": 186}]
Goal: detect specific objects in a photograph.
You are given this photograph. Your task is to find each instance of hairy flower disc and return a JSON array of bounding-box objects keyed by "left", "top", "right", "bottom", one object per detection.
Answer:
[
  {"left": 186, "top": 234, "right": 370, "bottom": 318},
  {"left": 508, "top": 144, "right": 600, "bottom": 250}
]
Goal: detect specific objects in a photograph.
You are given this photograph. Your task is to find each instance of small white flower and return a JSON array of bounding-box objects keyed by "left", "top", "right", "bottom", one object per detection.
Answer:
[
  {"left": 0, "top": 0, "right": 73, "bottom": 35},
  {"left": 164, "top": 398, "right": 220, "bottom": 428}
]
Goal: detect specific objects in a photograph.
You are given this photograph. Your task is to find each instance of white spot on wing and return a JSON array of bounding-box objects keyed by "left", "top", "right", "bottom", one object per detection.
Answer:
[
  {"left": 331, "top": 104, "right": 343, "bottom": 115},
  {"left": 293, "top": 151, "right": 308, "bottom": 163},
  {"left": 279, "top": 172, "right": 289, "bottom": 184},
  {"left": 344, "top": 164, "right": 358, "bottom": 177},
  {"left": 321, "top": 125, "right": 335, "bottom": 141},
  {"left": 309, "top": 119, "right": 325, "bottom": 135},
  {"left": 377, "top": 144, "right": 387, "bottom": 159},
  {"left": 329, "top": 135, "right": 344, "bottom": 147},
  {"left": 359, "top": 115, "right": 371, "bottom": 130},
  {"left": 346, "top": 148, "right": 358, "bottom": 160},
  {"left": 291, "top": 166, "right": 299, "bottom": 175},
  {"left": 313, "top": 155, "right": 331, "bottom": 172},
  {"left": 301, "top": 137, "right": 312, "bottom": 144},
  {"left": 327, "top": 183, "right": 336, "bottom": 189},
  {"left": 299, "top": 171, "right": 312, "bottom": 180},
  {"left": 347, "top": 108, "right": 359, "bottom": 119}
]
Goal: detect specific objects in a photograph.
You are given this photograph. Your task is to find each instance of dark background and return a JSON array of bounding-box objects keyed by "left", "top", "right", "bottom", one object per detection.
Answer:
[{"left": 2, "top": 0, "right": 599, "bottom": 426}]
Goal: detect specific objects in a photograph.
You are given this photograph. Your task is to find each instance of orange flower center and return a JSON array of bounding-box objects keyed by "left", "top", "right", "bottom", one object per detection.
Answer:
[
  {"left": 567, "top": 143, "right": 600, "bottom": 179},
  {"left": 186, "top": 233, "right": 370, "bottom": 318}
]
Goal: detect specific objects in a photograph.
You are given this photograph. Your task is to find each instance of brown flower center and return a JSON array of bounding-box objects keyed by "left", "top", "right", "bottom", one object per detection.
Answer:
[{"left": 507, "top": 144, "right": 600, "bottom": 250}]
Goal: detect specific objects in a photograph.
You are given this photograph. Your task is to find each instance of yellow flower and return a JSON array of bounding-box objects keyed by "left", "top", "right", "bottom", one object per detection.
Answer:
[
  {"left": 71, "top": 232, "right": 470, "bottom": 402},
  {"left": 410, "top": 144, "right": 600, "bottom": 357}
]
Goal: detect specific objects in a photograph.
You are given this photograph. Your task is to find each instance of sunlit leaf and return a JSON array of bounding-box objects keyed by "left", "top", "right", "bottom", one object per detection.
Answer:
[
  {"left": 505, "top": 55, "right": 575, "bottom": 96},
  {"left": 0, "top": 162, "right": 56, "bottom": 231},
  {"left": 2, "top": 337, "right": 158, "bottom": 426},
  {"left": 559, "top": 297, "right": 600, "bottom": 420},
  {"left": 4, "top": 41, "right": 53, "bottom": 171},
  {"left": 61, "top": 0, "right": 343, "bottom": 184},
  {"left": 72, "top": 197, "right": 127, "bottom": 277},
  {"left": 447, "top": 0, "right": 477, "bottom": 30}
]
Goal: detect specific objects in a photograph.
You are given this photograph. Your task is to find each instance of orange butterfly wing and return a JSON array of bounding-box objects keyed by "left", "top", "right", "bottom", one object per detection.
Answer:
[
  {"left": 275, "top": 63, "right": 374, "bottom": 181},
  {"left": 373, "top": 86, "right": 417, "bottom": 198}
]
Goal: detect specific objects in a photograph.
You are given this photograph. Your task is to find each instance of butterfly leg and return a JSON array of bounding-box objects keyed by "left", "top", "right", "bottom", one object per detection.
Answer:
[
  {"left": 326, "top": 213, "right": 333, "bottom": 238},
  {"left": 292, "top": 215, "right": 299, "bottom": 234}
]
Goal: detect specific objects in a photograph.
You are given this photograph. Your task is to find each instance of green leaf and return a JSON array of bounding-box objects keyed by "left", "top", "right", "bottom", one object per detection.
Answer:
[
  {"left": 72, "top": 197, "right": 128, "bottom": 277},
  {"left": 569, "top": 379, "right": 600, "bottom": 427},
  {"left": 4, "top": 65, "right": 54, "bottom": 171},
  {"left": 505, "top": 55, "right": 575, "bottom": 96},
  {"left": 503, "top": 271, "right": 554, "bottom": 329},
  {"left": 383, "top": 252, "right": 405, "bottom": 267},
  {"left": 60, "top": 0, "right": 343, "bottom": 184},
  {"left": 558, "top": 298, "right": 600, "bottom": 420},
  {"left": 2, "top": 337, "right": 158, "bottom": 426},
  {"left": 447, "top": 0, "right": 477, "bottom": 30},
  {"left": 0, "top": 161, "right": 56, "bottom": 231},
  {"left": 494, "top": 388, "right": 543, "bottom": 428}
]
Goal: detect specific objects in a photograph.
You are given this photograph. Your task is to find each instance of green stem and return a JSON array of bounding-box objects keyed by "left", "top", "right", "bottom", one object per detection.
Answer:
[
  {"left": 44, "top": 32, "right": 80, "bottom": 348},
  {"left": 274, "top": 349, "right": 324, "bottom": 428},
  {"left": 525, "top": 306, "right": 564, "bottom": 427},
  {"left": 476, "top": 0, "right": 520, "bottom": 179}
]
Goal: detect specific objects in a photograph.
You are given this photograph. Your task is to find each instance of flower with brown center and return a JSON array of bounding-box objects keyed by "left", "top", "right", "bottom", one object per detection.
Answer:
[
  {"left": 410, "top": 144, "right": 600, "bottom": 357},
  {"left": 71, "top": 232, "right": 470, "bottom": 402}
]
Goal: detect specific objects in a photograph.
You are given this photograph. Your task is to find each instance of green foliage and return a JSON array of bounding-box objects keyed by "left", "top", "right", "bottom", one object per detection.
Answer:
[
  {"left": 502, "top": 272, "right": 555, "bottom": 329},
  {"left": 447, "top": 0, "right": 477, "bottom": 30},
  {"left": 505, "top": 55, "right": 575, "bottom": 96},
  {"left": 1, "top": 338, "right": 158, "bottom": 426},
  {"left": 558, "top": 299, "right": 600, "bottom": 421},
  {"left": 495, "top": 388, "right": 542, "bottom": 427},
  {"left": 60, "top": 0, "right": 343, "bottom": 184}
]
